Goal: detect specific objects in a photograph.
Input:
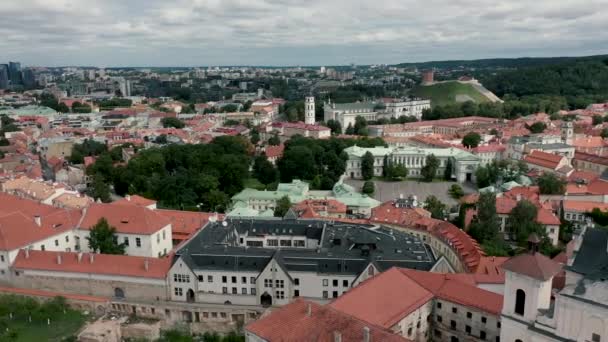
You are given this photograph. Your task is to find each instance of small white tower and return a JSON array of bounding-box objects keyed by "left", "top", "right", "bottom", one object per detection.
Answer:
[
  {"left": 561, "top": 122, "right": 574, "bottom": 145},
  {"left": 305, "top": 96, "right": 315, "bottom": 125}
]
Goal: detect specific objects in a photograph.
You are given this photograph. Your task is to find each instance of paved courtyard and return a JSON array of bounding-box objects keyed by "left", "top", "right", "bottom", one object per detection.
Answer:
[{"left": 345, "top": 179, "right": 476, "bottom": 207}]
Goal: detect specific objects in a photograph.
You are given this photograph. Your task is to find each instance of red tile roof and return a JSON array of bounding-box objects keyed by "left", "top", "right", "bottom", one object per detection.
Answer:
[
  {"left": 113, "top": 194, "right": 157, "bottom": 207},
  {"left": 567, "top": 170, "right": 599, "bottom": 183},
  {"left": 495, "top": 197, "right": 517, "bottom": 215},
  {"left": 80, "top": 203, "right": 170, "bottom": 235},
  {"left": 247, "top": 298, "right": 408, "bottom": 342},
  {"left": 501, "top": 252, "right": 562, "bottom": 281},
  {"left": 370, "top": 201, "right": 430, "bottom": 225},
  {"left": 156, "top": 209, "right": 219, "bottom": 241},
  {"left": 536, "top": 208, "right": 560, "bottom": 225},
  {"left": 524, "top": 150, "right": 564, "bottom": 170},
  {"left": 0, "top": 193, "right": 81, "bottom": 250},
  {"left": 13, "top": 250, "right": 171, "bottom": 279},
  {"left": 563, "top": 200, "right": 608, "bottom": 213},
  {"left": 330, "top": 268, "right": 504, "bottom": 328},
  {"left": 264, "top": 144, "right": 284, "bottom": 159},
  {"left": 329, "top": 268, "right": 434, "bottom": 328},
  {"left": 574, "top": 151, "right": 608, "bottom": 166}
]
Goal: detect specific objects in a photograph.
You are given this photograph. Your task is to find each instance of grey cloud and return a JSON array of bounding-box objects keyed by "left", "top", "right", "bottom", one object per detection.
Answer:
[{"left": 1, "top": 0, "right": 607, "bottom": 66}]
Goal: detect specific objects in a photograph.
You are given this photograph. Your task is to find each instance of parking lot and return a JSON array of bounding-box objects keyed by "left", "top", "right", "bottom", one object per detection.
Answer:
[{"left": 345, "top": 179, "right": 476, "bottom": 207}]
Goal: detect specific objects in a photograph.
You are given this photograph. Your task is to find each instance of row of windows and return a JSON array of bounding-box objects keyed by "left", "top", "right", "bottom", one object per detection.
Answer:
[
  {"left": 156, "top": 230, "right": 167, "bottom": 243},
  {"left": 174, "top": 274, "right": 190, "bottom": 283},
  {"left": 436, "top": 303, "right": 498, "bottom": 327},
  {"left": 245, "top": 239, "right": 306, "bottom": 247},
  {"left": 322, "top": 279, "right": 350, "bottom": 287},
  {"left": 263, "top": 279, "right": 284, "bottom": 288},
  {"left": 222, "top": 287, "right": 257, "bottom": 295},
  {"left": 120, "top": 236, "right": 142, "bottom": 247},
  {"left": 322, "top": 290, "right": 344, "bottom": 299},
  {"left": 222, "top": 276, "right": 256, "bottom": 284},
  {"left": 436, "top": 315, "right": 497, "bottom": 340}
]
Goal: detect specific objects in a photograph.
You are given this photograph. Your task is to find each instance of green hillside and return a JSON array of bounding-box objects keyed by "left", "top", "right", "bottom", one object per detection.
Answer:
[{"left": 410, "top": 82, "right": 491, "bottom": 106}]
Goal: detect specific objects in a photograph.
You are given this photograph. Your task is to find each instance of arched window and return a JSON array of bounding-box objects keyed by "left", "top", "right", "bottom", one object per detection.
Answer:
[
  {"left": 515, "top": 290, "right": 526, "bottom": 316},
  {"left": 114, "top": 287, "right": 125, "bottom": 299},
  {"left": 515, "top": 339, "right": 523, "bottom": 342}
]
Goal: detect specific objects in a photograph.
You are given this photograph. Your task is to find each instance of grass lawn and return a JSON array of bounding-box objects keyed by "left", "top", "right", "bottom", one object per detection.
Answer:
[
  {"left": 5, "top": 310, "right": 86, "bottom": 341},
  {"left": 410, "top": 81, "right": 490, "bottom": 106},
  {"left": 243, "top": 178, "right": 266, "bottom": 190}
]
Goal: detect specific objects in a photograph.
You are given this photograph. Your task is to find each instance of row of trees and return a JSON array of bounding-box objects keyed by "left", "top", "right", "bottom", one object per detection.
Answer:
[{"left": 361, "top": 153, "right": 442, "bottom": 182}]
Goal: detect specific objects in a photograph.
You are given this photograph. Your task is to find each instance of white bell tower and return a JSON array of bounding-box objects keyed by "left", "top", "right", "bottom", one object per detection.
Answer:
[{"left": 305, "top": 96, "right": 315, "bottom": 125}]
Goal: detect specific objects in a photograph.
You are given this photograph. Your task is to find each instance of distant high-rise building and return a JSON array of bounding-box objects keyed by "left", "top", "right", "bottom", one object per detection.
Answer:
[
  {"left": 8, "top": 62, "right": 22, "bottom": 85},
  {"left": 21, "top": 69, "right": 35, "bottom": 89},
  {"left": 305, "top": 96, "right": 315, "bottom": 125},
  {"left": 0, "top": 64, "right": 8, "bottom": 89}
]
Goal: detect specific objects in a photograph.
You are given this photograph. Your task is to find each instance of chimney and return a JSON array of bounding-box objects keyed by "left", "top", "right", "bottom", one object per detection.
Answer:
[
  {"left": 126, "top": 195, "right": 131, "bottom": 201},
  {"left": 77, "top": 253, "right": 83, "bottom": 263},
  {"left": 363, "top": 326, "right": 370, "bottom": 342},
  {"left": 34, "top": 215, "right": 41, "bottom": 227},
  {"left": 89, "top": 253, "right": 94, "bottom": 263},
  {"left": 56, "top": 254, "right": 62, "bottom": 265},
  {"left": 144, "top": 259, "right": 149, "bottom": 271},
  {"left": 306, "top": 303, "right": 312, "bottom": 317},
  {"left": 333, "top": 331, "right": 342, "bottom": 342},
  {"left": 25, "top": 249, "right": 30, "bottom": 258}
]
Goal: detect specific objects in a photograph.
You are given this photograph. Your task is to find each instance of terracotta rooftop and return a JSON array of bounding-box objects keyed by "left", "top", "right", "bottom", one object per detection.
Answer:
[
  {"left": 524, "top": 150, "right": 564, "bottom": 170},
  {"left": 13, "top": 250, "right": 171, "bottom": 279},
  {"left": 113, "top": 194, "right": 157, "bottom": 207},
  {"left": 246, "top": 298, "right": 408, "bottom": 342},
  {"left": 155, "top": 209, "right": 218, "bottom": 241},
  {"left": 80, "top": 203, "right": 170, "bottom": 235},
  {"left": 563, "top": 200, "right": 608, "bottom": 213},
  {"left": 329, "top": 268, "right": 434, "bottom": 328},
  {"left": 501, "top": 252, "right": 562, "bottom": 281},
  {"left": 264, "top": 144, "right": 284, "bottom": 159},
  {"left": 574, "top": 151, "right": 608, "bottom": 166},
  {"left": 330, "top": 268, "right": 504, "bottom": 329}
]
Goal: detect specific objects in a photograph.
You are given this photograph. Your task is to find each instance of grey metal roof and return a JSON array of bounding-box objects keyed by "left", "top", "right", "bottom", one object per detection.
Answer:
[
  {"left": 568, "top": 228, "right": 608, "bottom": 281},
  {"left": 175, "top": 218, "right": 435, "bottom": 276}
]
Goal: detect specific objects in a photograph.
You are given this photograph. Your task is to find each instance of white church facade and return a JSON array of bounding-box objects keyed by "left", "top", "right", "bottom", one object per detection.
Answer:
[{"left": 500, "top": 229, "right": 608, "bottom": 342}]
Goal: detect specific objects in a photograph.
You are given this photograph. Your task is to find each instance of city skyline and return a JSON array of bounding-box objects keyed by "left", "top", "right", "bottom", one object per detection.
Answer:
[{"left": 2, "top": 0, "right": 608, "bottom": 67}]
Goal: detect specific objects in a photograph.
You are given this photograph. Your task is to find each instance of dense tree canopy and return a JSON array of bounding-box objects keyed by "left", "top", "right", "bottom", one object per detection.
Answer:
[
  {"left": 362, "top": 181, "right": 375, "bottom": 195},
  {"left": 161, "top": 117, "right": 186, "bottom": 129},
  {"left": 87, "top": 218, "right": 126, "bottom": 255},
  {"left": 467, "top": 192, "right": 509, "bottom": 256},
  {"left": 70, "top": 139, "right": 107, "bottom": 164},
  {"left": 89, "top": 136, "right": 252, "bottom": 212},
  {"left": 325, "top": 119, "right": 342, "bottom": 135},
  {"left": 537, "top": 173, "right": 567, "bottom": 195},
  {"left": 462, "top": 132, "right": 481, "bottom": 148},
  {"left": 274, "top": 196, "right": 291, "bottom": 217},
  {"left": 361, "top": 152, "right": 374, "bottom": 180},
  {"left": 527, "top": 121, "right": 547, "bottom": 133},
  {"left": 421, "top": 154, "right": 439, "bottom": 182},
  {"left": 424, "top": 195, "right": 446, "bottom": 220},
  {"left": 276, "top": 136, "right": 386, "bottom": 190}
]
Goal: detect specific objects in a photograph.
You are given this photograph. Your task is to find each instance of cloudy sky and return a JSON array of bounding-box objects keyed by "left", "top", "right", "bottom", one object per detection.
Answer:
[{"left": 1, "top": 0, "right": 607, "bottom": 67}]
